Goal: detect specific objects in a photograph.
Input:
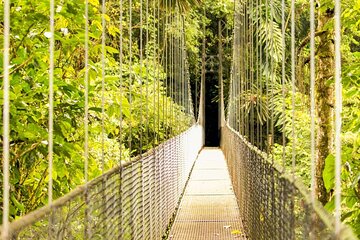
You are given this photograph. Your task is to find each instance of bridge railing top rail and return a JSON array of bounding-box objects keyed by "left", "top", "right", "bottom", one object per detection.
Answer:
[
  {"left": 223, "top": 125, "right": 357, "bottom": 240},
  {"left": 1, "top": 124, "right": 203, "bottom": 239}
]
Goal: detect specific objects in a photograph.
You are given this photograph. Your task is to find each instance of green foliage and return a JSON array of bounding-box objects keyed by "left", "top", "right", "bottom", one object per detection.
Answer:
[
  {"left": 271, "top": 0, "right": 360, "bottom": 235},
  {"left": 272, "top": 88, "right": 312, "bottom": 182},
  {"left": 0, "top": 0, "right": 193, "bottom": 222}
]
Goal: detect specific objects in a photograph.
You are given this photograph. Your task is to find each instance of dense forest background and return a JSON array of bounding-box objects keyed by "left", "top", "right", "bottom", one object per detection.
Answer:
[
  {"left": 0, "top": 0, "right": 196, "bottom": 221},
  {"left": 0, "top": 0, "right": 359, "bottom": 236}
]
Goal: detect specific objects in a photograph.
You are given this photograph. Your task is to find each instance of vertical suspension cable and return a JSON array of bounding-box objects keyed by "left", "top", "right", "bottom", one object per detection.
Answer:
[
  {"left": 101, "top": 0, "right": 106, "bottom": 174},
  {"left": 171, "top": 6, "right": 176, "bottom": 210},
  {"left": 172, "top": 14, "right": 177, "bottom": 130},
  {"left": 145, "top": 0, "right": 150, "bottom": 159},
  {"left": 231, "top": 4, "right": 236, "bottom": 130},
  {"left": 183, "top": 23, "right": 187, "bottom": 117},
  {"left": 186, "top": 59, "right": 189, "bottom": 118},
  {"left": 259, "top": 0, "right": 263, "bottom": 151},
  {"left": 255, "top": 0, "right": 259, "bottom": 146},
  {"left": 118, "top": 0, "right": 124, "bottom": 236},
  {"left": 164, "top": 0, "right": 168, "bottom": 145},
  {"left": 230, "top": 5, "right": 234, "bottom": 129},
  {"left": 241, "top": 0, "right": 245, "bottom": 136},
  {"left": 241, "top": 0, "right": 245, "bottom": 135},
  {"left": 245, "top": 0, "right": 248, "bottom": 137},
  {"left": 152, "top": 0, "right": 159, "bottom": 236},
  {"left": 238, "top": 0, "right": 241, "bottom": 133},
  {"left": 129, "top": 0, "right": 133, "bottom": 160},
  {"left": 184, "top": 49, "right": 188, "bottom": 116},
  {"left": 265, "top": 0, "right": 269, "bottom": 152},
  {"left": 290, "top": 0, "right": 296, "bottom": 176},
  {"left": 269, "top": 0, "right": 275, "bottom": 152},
  {"left": 2, "top": 0, "right": 10, "bottom": 238},
  {"left": 178, "top": 13, "right": 181, "bottom": 133},
  {"left": 232, "top": 4, "right": 236, "bottom": 131},
  {"left": 163, "top": 0, "right": 169, "bottom": 225},
  {"left": 247, "top": 0, "right": 250, "bottom": 140},
  {"left": 281, "top": 0, "right": 286, "bottom": 171},
  {"left": 247, "top": 0, "right": 250, "bottom": 139},
  {"left": 129, "top": 0, "right": 136, "bottom": 235},
  {"left": 269, "top": 0, "right": 276, "bottom": 232},
  {"left": 334, "top": 0, "right": 342, "bottom": 234},
  {"left": 156, "top": 0, "right": 162, "bottom": 231},
  {"left": 228, "top": 3, "right": 232, "bottom": 128},
  {"left": 84, "top": 0, "right": 90, "bottom": 237},
  {"left": 48, "top": 0, "right": 55, "bottom": 206},
  {"left": 152, "top": 0, "right": 157, "bottom": 146},
  {"left": 179, "top": 17, "right": 183, "bottom": 117},
  {"left": 249, "top": 0, "right": 253, "bottom": 143},
  {"left": 139, "top": 0, "right": 145, "bottom": 236},
  {"left": 144, "top": 0, "right": 153, "bottom": 236},
  {"left": 48, "top": 0, "right": 55, "bottom": 237},
  {"left": 240, "top": 0, "right": 242, "bottom": 133},
  {"left": 237, "top": 0, "right": 240, "bottom": 131},
  {"left": 176, "top": 12, "right": 182, "bottom": 130},
  {"left": 187, "top": 57, "right": 194, "bottom": 119},
  {"left": 195, "top": 25, "right": 198, "bottom": 121},
  {"left": 255, "top": 6, "right": 261, "bottom": 236},
  {"left": 250, "top": 0, "right": 254, "bottom": 144},
  {"left": 237, "top": 0, "right": 241, "bottom": 134},
  {"left": 246, "top": 0, "right": 250, "bottom": 220},
  {"left": 139, "top": 0, "right": 144, "bottom": 157},
  {"left": 309, "top": 0, "right": 316, "bottom": 202},
  {"left": 180, "top": 19, "right": 186, "bottom": 114},
  {"left": 218, "top": 20, "right": 224, "bottom": 127},
  {"left": 170, "top": 11, "right": 174, "bottom": 137},
  {"left": 259, "top": 0, "right": 267, "bottom": 151},
  {"left": 227, "top": 2, "right": 234, "bottom": 127},
  {"left": 200, "top": 6, "right": 206, "bottom": 128},
  {"left": 256, "top": 0, "right": 260, "bottom": 148},
  {"left": 184, "top": 24, "right": 187, "bottom": 116},
  {"left": 157, "top": 0, "right": 161, "bottom": 144},
  {"left": 84, "top": 0, "right": 89, "bottom": 192},
  {"left": 169, "top": 10, "right": 172, "bottom": 135},
  {"left": 100, "top": 0, "right": 107, "bottom": 237},
  {"left": 174, "top": 13, "right": 179, "bottom": 133},
  {"left": 119, "top": 0, "right": 124, "bottom": 164}
]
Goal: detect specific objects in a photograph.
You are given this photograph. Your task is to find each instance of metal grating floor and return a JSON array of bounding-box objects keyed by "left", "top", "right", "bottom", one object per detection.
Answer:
[{"left": 169, "top": 148, "right": 247, "bottom": 240}]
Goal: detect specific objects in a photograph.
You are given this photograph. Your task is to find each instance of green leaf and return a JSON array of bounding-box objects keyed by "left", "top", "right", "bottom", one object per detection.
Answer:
[
  {"left": 105, "top": 46, "right": 119, "bottom": 54},
  {"left": 323, "top": 154, "right": 335, "bottom": 192},
  {"left": 11, "top": 195, "right": 25, "bottom": 212},
  {"left": 121, "top": 97, "right": 131, "bottom": 118},
  {"left": 324, "top": 196, "right": 335, "bottom": 212},
  {"left": 89, "top": 107, "right": 103, "bottom": 113}
]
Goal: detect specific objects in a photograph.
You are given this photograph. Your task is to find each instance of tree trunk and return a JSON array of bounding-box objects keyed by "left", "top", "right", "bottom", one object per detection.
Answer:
[{"left": 315, "top": 6, "right": 334, "bottom": 205}]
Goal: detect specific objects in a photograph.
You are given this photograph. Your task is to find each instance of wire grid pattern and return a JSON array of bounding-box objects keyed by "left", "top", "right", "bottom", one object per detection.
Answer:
[
  {"left": 5, "top": 125, "right": 202, "bottom": 239},
  {"left": 221, "top": 126, "right": 356, "bottom": 240}
]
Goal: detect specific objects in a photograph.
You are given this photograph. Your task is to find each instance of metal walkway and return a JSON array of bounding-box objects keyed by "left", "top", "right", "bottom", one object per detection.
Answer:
[{"left": 170, "top": 148, "right": 246, "bottom": 240}]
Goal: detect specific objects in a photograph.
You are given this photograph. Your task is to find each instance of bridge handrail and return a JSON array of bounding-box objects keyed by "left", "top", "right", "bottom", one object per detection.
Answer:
[
  {"left": 1, "top": 124, "right": 203, "bottom": 239},
  {"left": 222, "top": 124, "right": 357, "bottom": 240}
]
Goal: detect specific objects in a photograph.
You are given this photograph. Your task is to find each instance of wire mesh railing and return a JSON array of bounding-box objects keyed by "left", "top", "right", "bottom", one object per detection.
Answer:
[
  {"left": 2, "top": 125, "right": 202, "bottom": 239},
  {"left": 221, "top": 125, "right": 357, "bottom": 240}
]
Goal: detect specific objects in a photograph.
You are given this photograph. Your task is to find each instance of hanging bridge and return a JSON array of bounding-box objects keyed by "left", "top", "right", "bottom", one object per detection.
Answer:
[{"left": 1, "top": 0, "right": 359, "bottom": 239}]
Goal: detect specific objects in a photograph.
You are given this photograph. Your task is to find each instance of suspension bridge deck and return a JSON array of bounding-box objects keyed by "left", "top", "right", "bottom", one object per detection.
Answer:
[{"left": 169, "top": 148, "right": 246, "bottom": 240}]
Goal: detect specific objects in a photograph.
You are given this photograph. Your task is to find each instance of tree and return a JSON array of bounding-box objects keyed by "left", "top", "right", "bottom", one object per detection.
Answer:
[{"left": 315, "top": 0, "right": 334, "bottom": 206}]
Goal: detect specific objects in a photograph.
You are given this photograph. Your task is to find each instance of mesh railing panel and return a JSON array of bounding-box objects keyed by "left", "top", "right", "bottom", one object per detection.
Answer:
[
  {"left": 6, "top": 125, "right": 203, "bottom": 240},
  {"left": 221, "top": 125, "right": 356, "bottom": 240}
]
